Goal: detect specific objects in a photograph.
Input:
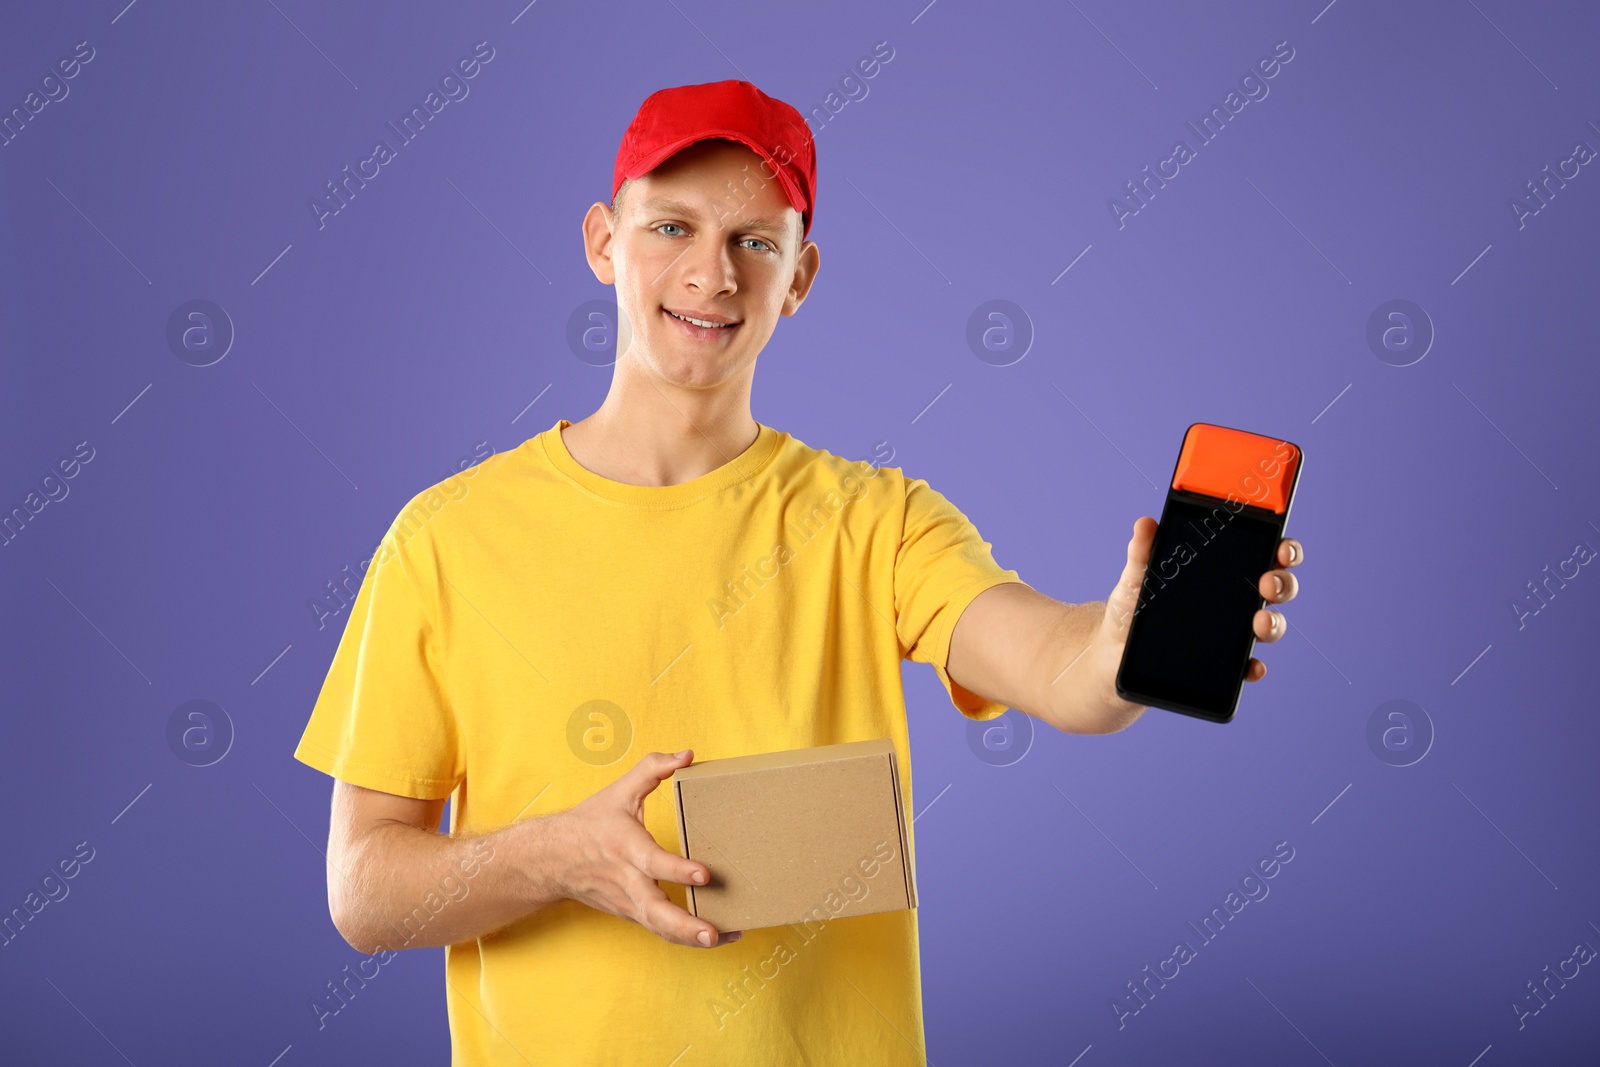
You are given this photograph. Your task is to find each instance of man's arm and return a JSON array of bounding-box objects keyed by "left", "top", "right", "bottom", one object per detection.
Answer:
[
  {"left": 325, "top": 750, "right": 742, "bottom": 954},
  {"left": 946, "top": 517, "right": 1304, "bottom": 734}
]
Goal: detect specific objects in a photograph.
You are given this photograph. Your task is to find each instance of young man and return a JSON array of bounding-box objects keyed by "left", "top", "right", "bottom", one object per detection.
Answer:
[{"left": 294, "top": 79, "right": 1305, "bottom": 1064}]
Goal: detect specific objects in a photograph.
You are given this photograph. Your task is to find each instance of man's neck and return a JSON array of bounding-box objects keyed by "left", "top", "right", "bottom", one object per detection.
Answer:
[{"left": 560, "top": 374, "right": 760, "bottom": 488}]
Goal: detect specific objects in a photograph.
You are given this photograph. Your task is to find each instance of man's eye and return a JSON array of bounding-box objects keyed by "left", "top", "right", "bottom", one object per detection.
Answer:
[
  {"left": 656, "top": 223, "right": 685, "bottom": 237},
  {"left": 742, "top": 238, "right": 773, "bottom": 252}
]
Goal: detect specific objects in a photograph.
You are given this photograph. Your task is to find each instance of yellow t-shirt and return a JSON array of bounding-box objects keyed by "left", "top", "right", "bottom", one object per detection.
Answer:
[{"left": 294, "top": 418, "right": 1028, "bottom": 1066}]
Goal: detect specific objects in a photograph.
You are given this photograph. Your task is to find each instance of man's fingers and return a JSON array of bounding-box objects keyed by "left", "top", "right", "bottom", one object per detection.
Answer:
[
  {"left": 1278, "top": 538, "right": 1304, "bottom": 569},
  {"left": 1253, "top": 608, "right": 1285, "bottom": 642},
  {"left": 633, "top": 880, "right": 732, "bottom": 948},
  {"left": 622, "top": 750, "right": 693, "bottom": 801},
  {"left": 1258, "top": 569, "right": 1299, "bottom": 603},
  {"left": 1248, "top": 540, "right": 1303, "bottom": 680},
  {"left": 640, "top": 840, "right": 711, "bottom": 889}
]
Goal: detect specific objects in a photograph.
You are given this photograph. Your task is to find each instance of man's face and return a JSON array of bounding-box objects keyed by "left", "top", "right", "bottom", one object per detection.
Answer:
[{"left": 584, "top": 139, "right": 819, "bottom": 392}]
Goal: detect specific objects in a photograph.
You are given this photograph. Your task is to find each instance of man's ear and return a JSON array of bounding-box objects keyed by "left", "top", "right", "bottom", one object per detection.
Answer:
[
  {"left": 583, "top": 202, "right": 618, "bottom": 285},
  {"left": 782, "top": 240, "right": 821, "bottom": 317}
]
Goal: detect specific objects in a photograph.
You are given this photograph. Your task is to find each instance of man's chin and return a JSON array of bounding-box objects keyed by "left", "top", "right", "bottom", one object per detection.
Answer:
[{"left": 640, "top": 346, "right": 746, "bottom": 390}]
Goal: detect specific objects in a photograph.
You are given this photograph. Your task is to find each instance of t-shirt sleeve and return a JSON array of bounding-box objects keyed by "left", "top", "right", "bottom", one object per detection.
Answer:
[
  {"left": 894, "top": 473, "right": 1030, "bottom": 722},
  {"left": 293, "top": 513, "right": 465, "bottom": 800}
]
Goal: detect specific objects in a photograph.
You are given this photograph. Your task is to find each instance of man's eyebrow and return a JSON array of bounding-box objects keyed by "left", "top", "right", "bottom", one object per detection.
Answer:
[{"left": 636, "top": 197, "right": 790, "bottom": 235}]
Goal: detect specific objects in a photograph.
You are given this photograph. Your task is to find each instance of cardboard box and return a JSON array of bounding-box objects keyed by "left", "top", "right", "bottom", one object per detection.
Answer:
[{"left": 670, "top": 737, "right": 917, "bottom": 931}]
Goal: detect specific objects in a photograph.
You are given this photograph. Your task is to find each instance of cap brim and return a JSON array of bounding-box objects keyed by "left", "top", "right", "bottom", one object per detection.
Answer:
[{"left": 624, "top": 131, "right": 808, "bottom": 234}]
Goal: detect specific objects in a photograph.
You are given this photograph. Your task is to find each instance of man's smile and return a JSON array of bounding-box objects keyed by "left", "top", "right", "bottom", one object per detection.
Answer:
[{"left": 662, "top": 306, "right": 742, "bottom": 341}]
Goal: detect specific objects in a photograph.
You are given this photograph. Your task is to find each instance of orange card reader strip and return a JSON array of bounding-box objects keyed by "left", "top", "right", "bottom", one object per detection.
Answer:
[{"left": 1170, "top": 423, "right": 1300, "bottom": 514}]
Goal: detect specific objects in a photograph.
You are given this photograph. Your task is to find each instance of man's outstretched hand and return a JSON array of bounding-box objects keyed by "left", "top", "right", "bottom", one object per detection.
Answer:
[
  {"left": 1099, "top": 516, "right": 1306, "bottom": 692},
  {"left": 553, "top": 749, "right": 743, "bottom": 949},
  {"left": 946, "top": 515, "right": 1309, "bottom": 734}
]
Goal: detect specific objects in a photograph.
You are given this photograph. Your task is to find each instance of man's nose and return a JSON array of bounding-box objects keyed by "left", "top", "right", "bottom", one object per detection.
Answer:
[{"left": 679, "top": 234, "right": 737, "bottom": 295}]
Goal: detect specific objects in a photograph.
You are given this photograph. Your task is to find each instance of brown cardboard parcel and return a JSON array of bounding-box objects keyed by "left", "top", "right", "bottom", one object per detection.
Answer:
[{"left": 670, "top": 737, "right": 917, "bottom": 931}]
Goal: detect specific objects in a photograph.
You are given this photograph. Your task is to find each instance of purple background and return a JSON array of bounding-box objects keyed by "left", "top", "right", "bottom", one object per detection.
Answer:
[{"left": 3, "top": 0, "right": 1598, "bottom": 1063}]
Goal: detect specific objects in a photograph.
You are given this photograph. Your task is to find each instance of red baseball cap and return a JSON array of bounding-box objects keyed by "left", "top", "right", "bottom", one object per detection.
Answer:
[{"left": 612, "top": 79, "right": 817, "bottom": 240}]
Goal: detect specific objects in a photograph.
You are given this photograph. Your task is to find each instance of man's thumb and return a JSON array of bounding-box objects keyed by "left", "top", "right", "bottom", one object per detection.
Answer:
[{"left": 1106, "top": 518, "right": 1156, "bottom": 633}]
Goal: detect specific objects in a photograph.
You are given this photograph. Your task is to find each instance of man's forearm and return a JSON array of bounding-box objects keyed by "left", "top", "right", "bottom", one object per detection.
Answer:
[
  {"left": 948, "top": 582, "right": 1145, "bottom": 736},
  {"left": 1041, "top": 599, "right": 1146, "bottom": 735},
  {"left": 333, "top": 812, "right": 570, "bottom": 954}
]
